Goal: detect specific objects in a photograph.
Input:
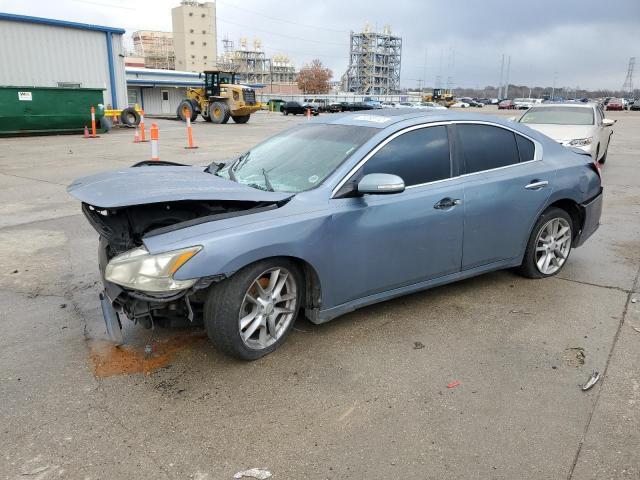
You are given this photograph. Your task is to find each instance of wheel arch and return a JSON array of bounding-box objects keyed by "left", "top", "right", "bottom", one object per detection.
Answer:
[
  {"left": 545, "top": 198, "right": 584, "bottom": 245},
  {"left": 222, "top": 254, "right": 323, "bottom": 312}
]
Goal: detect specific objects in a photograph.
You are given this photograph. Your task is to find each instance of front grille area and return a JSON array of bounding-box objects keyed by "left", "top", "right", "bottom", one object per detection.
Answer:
[{"left": 243, "top": 89, "right": 256, "bottom": 105}]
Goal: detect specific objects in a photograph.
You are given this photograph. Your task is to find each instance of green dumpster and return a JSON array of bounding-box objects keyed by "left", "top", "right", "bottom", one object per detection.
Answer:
[
  {"left": 267, "top": 99, "right": 285, "bottom": 112},
  {"left": 0, "top": 86, "right": 105, "bottom": 136}
]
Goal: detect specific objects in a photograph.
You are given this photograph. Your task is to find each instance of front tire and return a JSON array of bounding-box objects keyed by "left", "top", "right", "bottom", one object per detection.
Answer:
[
  {"left": 177, "top": 100, "right": 198, "bottom": 122},
  {"left": 204, "top": 259, "right": 303, "bottom": 360},
  {"left": 209, "top": 102, "right": 230, "bottom": 124},
  {"left": 517, "top": 207, "right": 573, "bottom": 279}
]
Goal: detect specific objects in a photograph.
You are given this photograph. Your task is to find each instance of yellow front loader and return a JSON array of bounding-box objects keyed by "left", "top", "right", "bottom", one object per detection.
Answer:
[{"left": 177, "top": 71, "right": 261, "bottom": 124}]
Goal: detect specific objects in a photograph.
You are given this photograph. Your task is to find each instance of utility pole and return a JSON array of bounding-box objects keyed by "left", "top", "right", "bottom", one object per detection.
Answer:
[
  {"left": 504, "top": 56, "right": 511, "bottom": 99},
  {"left": 551, "top": 71, "right": 558, "bottom": 100},
  {"left": 498, "top": 54, "right": 505, "bottom": 99},
  {"left": 423, "top": 48, "right": 428, "bottom": 92}
]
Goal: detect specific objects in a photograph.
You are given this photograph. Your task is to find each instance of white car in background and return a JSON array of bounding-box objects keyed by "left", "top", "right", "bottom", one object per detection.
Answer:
[
  {"left": 517, "top": 103, "right": 615, "bottom": 163},
  {"left": 451, "top": 101, "right": 470, "bottom": 108},
  {"left": 514, "top": 98, "right": 536, "bottom": 110},
  {"left": 420, "top": 101, "right": 447, "bottom": 110}
]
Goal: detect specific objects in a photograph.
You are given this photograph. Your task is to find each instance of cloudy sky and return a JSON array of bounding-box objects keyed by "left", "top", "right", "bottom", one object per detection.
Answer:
[{"left": 2, "top": 0, "right": 639, "bottom": 90}]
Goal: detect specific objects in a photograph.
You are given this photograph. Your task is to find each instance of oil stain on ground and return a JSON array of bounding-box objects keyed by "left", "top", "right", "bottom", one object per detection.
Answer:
[{"left": 89, "top": 331, "right": 207, "bottom": 377}]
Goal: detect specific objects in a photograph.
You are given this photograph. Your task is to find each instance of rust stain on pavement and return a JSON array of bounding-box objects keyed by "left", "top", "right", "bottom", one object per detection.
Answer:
[{"left": 89, "top": 331, "right": 207, "bottom": 377}]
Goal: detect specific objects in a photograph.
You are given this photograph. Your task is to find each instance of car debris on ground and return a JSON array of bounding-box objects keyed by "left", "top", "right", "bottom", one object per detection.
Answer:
[
  {"left": 233, "top": 468, "right": 272, "bottom": 479},
  {"left": 582, "top": 371, "right": 601, "bottom": 391}
]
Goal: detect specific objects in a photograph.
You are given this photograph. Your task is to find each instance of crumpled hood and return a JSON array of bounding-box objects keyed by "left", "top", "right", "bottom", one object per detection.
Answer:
[
  {"left": 67, "top": 165, "right": 290, "bottom": 208},
  {"left": 523, "top": 123, "right": 596, "bottom": 143}
]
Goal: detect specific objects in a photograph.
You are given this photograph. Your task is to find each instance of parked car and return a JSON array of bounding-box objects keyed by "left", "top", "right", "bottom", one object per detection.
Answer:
[
  {"left": 326, "top": 101, "right": 344, "bottom": 113},
  {"left": 304, "top": 99, "right": 327, "bottom": 112},
  {"left": 421, "top": 101, "right": 448, "bottom": 110},
  {"left": 605, "top": 98, "right": 624, "bottom": 111},
  {"left": 459, "top": 97, "right": 484, "bottom": 107},
  {"left": 363, "top": 97, "right": 382, "bottom": 109},
  {"left": 281, "top": 101, "right": 319, "bottom": 116},
  {"left": 498, "top": 100, "right": 516, "bottom": 110},
  {"left": 630, "top": 99, "right": 640, "bottom": 111},
  {"left": 513, "top": 98, "right": 535, "bottom": 110},
  {"left": 451, "top": 101, "right": 470, "bottom": 108},
  {"left": 69, "top": 110, "right": 603, "bottom": 360},
  {"left": 517, "top": 103, "right": 615, "bottom": 163},
  {"left": 350, "top": 102, "right": 375, "bottom": 111}
]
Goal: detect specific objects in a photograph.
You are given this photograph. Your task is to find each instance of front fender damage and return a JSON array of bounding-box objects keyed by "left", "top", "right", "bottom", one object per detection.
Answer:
[{"left": 87, "top": 198, "right": 287, "bottom": 334}]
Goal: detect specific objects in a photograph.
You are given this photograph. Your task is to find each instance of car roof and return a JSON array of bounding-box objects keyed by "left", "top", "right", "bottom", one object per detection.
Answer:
[{"left": 312, "top": 109, "right": 519, "bottom": 130}]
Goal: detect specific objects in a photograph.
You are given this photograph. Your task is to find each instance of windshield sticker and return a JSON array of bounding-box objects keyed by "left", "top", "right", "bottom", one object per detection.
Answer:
[
  {"left": 353, "top": 115, "right": 390, "bottom": 123},
  {"left": 308, "top": 175, "right": 319, "bottom": 183}
]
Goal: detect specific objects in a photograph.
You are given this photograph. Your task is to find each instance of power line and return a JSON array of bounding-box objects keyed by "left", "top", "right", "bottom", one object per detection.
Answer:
[
  {"left": 216, "top": 15, "right": 346, "bottom": 47},
  {"left": 216, "top": 0, "right": 350, "bottom": 34},
  {"left": 71, "top": 0, "right": 136, "bottom": 11}
]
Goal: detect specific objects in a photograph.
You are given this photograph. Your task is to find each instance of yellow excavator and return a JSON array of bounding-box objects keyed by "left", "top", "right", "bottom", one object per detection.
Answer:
[
  {"left": 422, "top": 88, "right": 455, "bottom": 107},
  {"left": 177, "top": 71, "right": 261, "bottom": 124}
]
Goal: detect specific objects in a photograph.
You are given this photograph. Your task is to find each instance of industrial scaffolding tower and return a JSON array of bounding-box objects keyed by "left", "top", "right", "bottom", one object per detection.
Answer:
[{"left": 346, "top": 24, "right": 402, "bottom": 95}]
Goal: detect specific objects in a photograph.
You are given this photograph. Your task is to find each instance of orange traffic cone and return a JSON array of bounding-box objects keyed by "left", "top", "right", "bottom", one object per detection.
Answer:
[
  {"left": 133, "top": 127, "right": 140, "bottom": 143},
  {"left": 150, "top": 123, "right": 159, "bottom": 161},
  {"left": 83, "top": 125, "right": 89, "bottom": 138}
]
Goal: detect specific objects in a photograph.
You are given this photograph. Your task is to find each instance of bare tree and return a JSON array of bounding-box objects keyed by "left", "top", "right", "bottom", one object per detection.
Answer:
[{"left": 297, "top": 59, "right": 332, "bottom": 94}]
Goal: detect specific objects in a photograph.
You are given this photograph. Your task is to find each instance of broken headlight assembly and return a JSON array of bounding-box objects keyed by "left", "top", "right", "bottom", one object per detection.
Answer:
[{"left": 105, "top": 246, "right": 202, "bottom": 293}]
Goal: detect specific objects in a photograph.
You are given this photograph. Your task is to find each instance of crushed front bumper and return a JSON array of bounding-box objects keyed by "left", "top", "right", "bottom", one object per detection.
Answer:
[{"left": 99, "top": 290, "right": 124, "bottom": 344}]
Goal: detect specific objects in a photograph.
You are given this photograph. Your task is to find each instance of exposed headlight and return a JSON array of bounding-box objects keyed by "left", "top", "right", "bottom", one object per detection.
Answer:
[
  {"left": 568, "top": 137, "right": 593, "bottom": 147},
  {"left": 105, "top": 246, "right": 202, "bottom": 293}
]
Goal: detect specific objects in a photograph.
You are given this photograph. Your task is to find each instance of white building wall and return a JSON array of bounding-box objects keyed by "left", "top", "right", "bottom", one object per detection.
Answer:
[
  {"left": 128, "top": 86, "right": 188, "bottom": 116},
  {"left": 0, "top": 19, "right": 127, "bottom": 107}
]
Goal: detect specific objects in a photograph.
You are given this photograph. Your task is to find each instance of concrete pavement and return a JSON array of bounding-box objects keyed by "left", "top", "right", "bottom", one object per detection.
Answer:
[{"left": 1, "top": 108, "right": 638, "bottom": 479}]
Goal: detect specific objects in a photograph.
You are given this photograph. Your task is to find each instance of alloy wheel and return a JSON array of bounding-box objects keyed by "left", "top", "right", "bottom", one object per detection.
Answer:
[
  {"left": 535, "top": 217, "right": 572, "bottom": 275},
  {"left": 238, "top": 267, "right": 297, "bottom": 350}
]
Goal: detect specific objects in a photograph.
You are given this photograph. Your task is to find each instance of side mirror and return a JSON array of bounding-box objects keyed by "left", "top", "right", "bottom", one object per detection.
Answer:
[
  {"left": 508, "top": 116, "right": 517, "bottom": 122},
  {"left": 602, "top": 118, "right": 616, "bottom": 127},
  {"left": 357, "top": 173, "right": 405, "bottom": 195}
]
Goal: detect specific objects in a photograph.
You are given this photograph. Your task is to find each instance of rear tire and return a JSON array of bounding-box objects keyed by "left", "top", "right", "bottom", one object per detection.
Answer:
[
  {"left": 516, "top": 207, "right": 573, "bottom": 279},
  {"left": 232, "top": 115, "right": 250, "bottom": 124},
  {"left": 209, "top": 102, "right": 230, "bottom": 124},
  {"left": 204, "top": 258, "right": 303, "bottom": 360}
]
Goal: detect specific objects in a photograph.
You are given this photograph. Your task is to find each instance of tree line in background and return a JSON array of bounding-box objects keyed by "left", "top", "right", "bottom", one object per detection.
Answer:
[
  {"left": 288, "top": 57, "right": 638, "bottom": 99},
  {"left": 408, "top": 85, "right": 639, "bottom": 100}
]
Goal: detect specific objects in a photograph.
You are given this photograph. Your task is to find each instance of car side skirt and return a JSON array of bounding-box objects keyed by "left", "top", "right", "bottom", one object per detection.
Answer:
[{"left": 306, "top": 257, "right": 521, "bottom": 324}]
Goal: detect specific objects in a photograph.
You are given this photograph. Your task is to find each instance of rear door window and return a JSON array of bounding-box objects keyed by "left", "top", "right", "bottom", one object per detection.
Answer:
[
  {"left": 515, "top": 135, "right": 535, "bottom": 162},
  {"left": 456, "top": 124, "right": 520, "bottom": 174},
  {"left": 362, "top": 125, "right": 451, "bottom": 186}
]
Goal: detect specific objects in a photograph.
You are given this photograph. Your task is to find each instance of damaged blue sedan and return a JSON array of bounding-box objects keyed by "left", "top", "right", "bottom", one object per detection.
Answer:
[{"left": 68, "top": 110, "right": 603, "bottom": 360}]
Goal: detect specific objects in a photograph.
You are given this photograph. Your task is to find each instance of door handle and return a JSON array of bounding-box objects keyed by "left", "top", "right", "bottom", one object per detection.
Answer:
[
  {"left": 525, "top": 180, "right": 549, "bottom": 190},
  {"left": 434, "top": 197, "right": 462, "bottom": 209}
]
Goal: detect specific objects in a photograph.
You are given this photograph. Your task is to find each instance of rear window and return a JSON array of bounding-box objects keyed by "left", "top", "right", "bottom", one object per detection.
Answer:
[
  {"left": 520, "top": 107, "right": 594, "bottom": 125},
  {"left": 456, "top": 124, "right": 520, "bottom": 174}
]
